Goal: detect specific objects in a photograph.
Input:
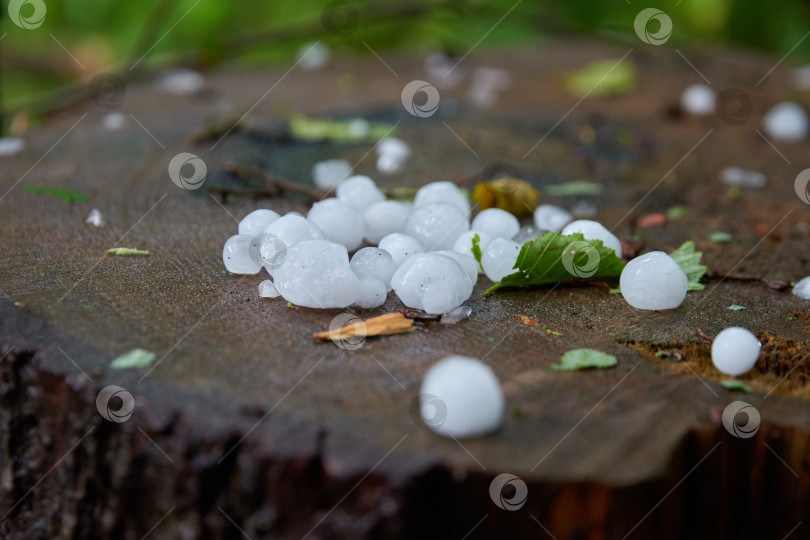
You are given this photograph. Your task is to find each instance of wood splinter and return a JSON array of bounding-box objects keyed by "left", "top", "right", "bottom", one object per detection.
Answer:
[{"left": 313, "top": 312, "right": 415, "bottom": 341}]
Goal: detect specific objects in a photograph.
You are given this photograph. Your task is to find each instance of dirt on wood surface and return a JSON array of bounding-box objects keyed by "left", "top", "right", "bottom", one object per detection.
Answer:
[{"left": 1, "top": 40, "right": 810, "bottom": 539}]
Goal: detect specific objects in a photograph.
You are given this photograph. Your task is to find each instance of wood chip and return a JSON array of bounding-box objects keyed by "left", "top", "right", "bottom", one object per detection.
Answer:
[
  {"left": 514, "top": 315, "right": 539, "bottom": 326},
  {"left": 313, "top": 312, "right": 415, "bottom": 341}
]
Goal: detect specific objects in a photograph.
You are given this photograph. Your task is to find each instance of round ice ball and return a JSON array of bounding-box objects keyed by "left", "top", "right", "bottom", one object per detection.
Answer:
[
  {"left": 239, "top": 209, "right": 280, "bottom": 237},
  {"left": 434, "top": 250, "right": 479, "bottom": 286},
  {"left": 222, "top": 234, "right": 262, "bottom": 275},
  {"left": 534, "top": 204, "right": 572, "bottom": 232},
  {"left": 471, "top": 208, "right": 520, "bottom": 240},
  {"left": 420, "top": 355, "right": 504, "bottom": 438},
  {"left": 355, "top": 276, "right": 388, "bottom": 309},
  {"left": 512, "top": 225, "right": 542, "bottom": 245},
  {"left": 763, "top": 102, "right": 809, "bottom": 142},
  {"left": 680, "top": 83, "right": 716, "bottom": 116},
  {"left": 453, "top": 230, "right": 494, "bottom": 258},
  {"left": 481, "top": 238, "right": 520, "bottom": 282},
  {"left": 377, "top": 137, "right": 411, "bottom": 159},
  {"left": 350, "top": 247, "right": 397, "bottom": 291},
  {"left": 711, "top": 327, "right": 761, "bottom": 376},
  {"left": 561, "top": 220, "right": 622, "bottom": 257},
  {"left": 792, "top": 276, "right": 810, "bottom": 299},
  {"left": 312, "top": 159, "right": 352, "bottom": 189},
  {"left": 362, "top": 201, "right": 412, "bottom": 244},
  {"left": 404, "top": 203, "right": 470, "bottom": 251},
  {"left": 391, "top": 252, "right": 473, "bottom": 313},
  {"left": 378, "top": 233, "right": 425, "bottom": 266},
  {"left": 307, "top": 198, "right": 365, "bottom": 251},
  {"left": 336, "top": 175, "right": 385, "bottom": 211},
  {"left": 264, "top": 214, "right": 323, "bottom": 246},
  {"left": 619, "top": 251, "right": 688, "bottom": 310},
  {"left": 413, "top": 181, "right": 470, "bottom": 215}
]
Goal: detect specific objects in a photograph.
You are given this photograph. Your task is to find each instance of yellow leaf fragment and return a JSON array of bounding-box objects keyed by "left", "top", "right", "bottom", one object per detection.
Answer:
[{"left": 313, "top": 312, "right": 415, "bottom": 341}]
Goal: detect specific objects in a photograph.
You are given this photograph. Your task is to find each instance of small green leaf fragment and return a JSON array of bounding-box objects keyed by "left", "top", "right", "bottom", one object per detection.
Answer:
[
  {"left": 565, "top": 59, "right": 635, "bottom": 97},
  {"left": 609, "top": 287, "right": 622, "bottom": 294},
  {"left": 110, "top": 348, "right": 156, "bottom": 370},
  {"left": 544, "top": 181, "right": 603, "bottom": 197},
  {"left": 708, "top": 232, "right": 732, "bottom": 243},
  {"left": 106, "top": 247, "right": 150, "bottom": 256},
  {"left": 720, "top": 380, "right": 752, "bottom": 393},
  {"left": 666, "top": 205, "right": 690, "bottom": 220},
  {"left": 551, "top": 348, "right": 618, "bottom": 371},
  {"left": 289, "top": 114, "right": 395, "bottom": 143},
  {"left": 727, "top": 304, "right": 746, "bottom": 311},
  {"left": 511, "top": 406, "right": 523, "bottom": 418},
  {"left": 728, "top": 186, "right": 742, "bottom": 199},
  {"left": 543, "top": 326, "right": 562, "bottom": 336},
  {"left": 669, "top": 241, "right": 707, "bottom": 291},
  {"left": 471, "top": 233, "right": 484, "bottom": 270},
  {"left": 22, "top": 185, "right": 89, "bottom": 202}
]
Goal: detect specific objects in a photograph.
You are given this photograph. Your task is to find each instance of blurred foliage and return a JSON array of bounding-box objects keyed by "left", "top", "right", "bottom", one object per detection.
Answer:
[{"left": 2, "top": 0, "right": 810, "bottom": 125}]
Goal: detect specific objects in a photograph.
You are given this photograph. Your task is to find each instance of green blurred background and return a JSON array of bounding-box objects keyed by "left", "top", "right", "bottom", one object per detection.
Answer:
[{"left": 3, "top": 0, "right": 810, "bottom": 131}]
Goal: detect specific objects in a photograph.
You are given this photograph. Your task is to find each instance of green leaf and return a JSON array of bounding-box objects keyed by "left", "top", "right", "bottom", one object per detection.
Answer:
[
  {"left": 727, "top": 304, "right": 746, "bottom": 311},
  {"left": 471, "top": 233, "right": 484, "bottom": 270},
  {"left": 551, "top": 348, "right": 618, "bottom": 371},
  {"left": 543, "top": 326, "right": 562, "bottom": 336},
  {"left": 565, "top": 59, "right": 635, "bottom": 97},
  {"left": 720, "top": 380, "right": 752, "bottom": 393},
  {"left": 22, "top": 185, "right": 89, "bottom": 202},
  {"left": 485, "top": 232, "right": 625, "bottom": 295},
  {"left": 544, "top": 181, "right": 603, "bottom": 196},
  {"left": 106, "top": 247, "right": 150, "bottom": 256},
  {"left": 669, "top": 241, "right": 707, "bottom": 291},
  {"left": 708, "top": 232, "right": 732, "bottom": 243},
  {"left": 666, "top": 205, "right": 690, "bottom": 220},
  {"left": 289, "top": 114, "right": 395, "bottom": 143},
  {"left": 110, "top": 348, "right": 156, "bottom": 369}
]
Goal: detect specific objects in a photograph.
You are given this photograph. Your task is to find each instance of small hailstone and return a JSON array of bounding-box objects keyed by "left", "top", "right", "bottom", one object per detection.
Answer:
[
  {"left": 378, "top": 233, "right": 424, "bottom": 266},
  {"left": 0, "top": 138, "right": 24, "bottom": 157},
  {"left": 711, "top": 327, "right": 761, "bottom": 376},
  {"left": 453, "top": 230, "right": 493, "bottom": 258},
  {"left": 103, "top": 112, "right": 126, "bottom": 131},
  {"left": 272, "top": 240, "right": 360, "bottom": 308},
  {"left": 619, "top": 252, "right": 688, "bottom": 310},
  {"left": 419, "top": 355, "right": 504, "bottom": 438},
  {"left": 377, "top": 153, "right": 405, "bottom": 174},
  {"left": 377, "top": 138, "right": 411, "bottom": 159},
  {"left": 680, "top": 83, "right": 716, "bottom": 115},
  {"left": 297, "top": 41, "right": 330, "bottom": 70},
  {"left": 355, "top": 276, "right": 387, "bottom": 309},
  {"left": 362, "top": 201, "right": 412, "bottom": 244},
  {"left": 156, "top": 69, "right": 205, "bottom": 95},
  {"left": 434, "top": 250, "right": 479, "bottom": 286},
  {"left": 468, "top": 66, "right": 510, "bottom": 108},
  {"left": 307, "top": 198, "right": 365, "bottom": 251},
  {"left": 350, "top": 247, "right": 397, "bottom": 291},
  {"left": 534, "top": 204, "right": 572, "bottom": 232},
  {"left": 223, "top": 235, "right": 262, "bottom": 275},
  {"left": 404, "top": 203, "right": 470, "bottom": 251},
  {"left": 264, "top": 215, "right": 323, "bottom": 246},
  {"left": 85, "top": 209, "right": 104, "bottom": 227},
  {"left": 413, "top": 181, "right": 470, "bottom": 215},
  {"left": 561, "top": 220, "right": 622, "bottom": 257},
  {"left": 425, "top": 52, "right": 463, "bottom": 89},
  {"left": 512, "top": 225, "right": 541, "bottom": 245},
  {"left": 312, "top": 159, "right": 352, "bottom": 189},
  {"left": 763, "top": 102, "right": 809, "bottom": 142},
  {"left": 336, "top": 175, "right": 385, "bottom": 211},
  {"left": 792, "top": 276, "right": 810, "bottom": 299},
  {"left": 391, "top": 253, "right": 473, "bottom": 313},
  {"left": 258, "top": 280, "right": 280, "bottom": 298},
  {"left": 439, "top": 305, "right": 472, "bottom": 325},
  {"left": 471, "top": 208, "right": 520, "bottom": 240},
  {"left": 239, "top": 209, "right": 280, "bottom": 237},
  {"left": 720, "top": 167, "right": 766, "bottom": 188},
  {"left": 481, "top": 238, "right": 520, "bottom": 282}
]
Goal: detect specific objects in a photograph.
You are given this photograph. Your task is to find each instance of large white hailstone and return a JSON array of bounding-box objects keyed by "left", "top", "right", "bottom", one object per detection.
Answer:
[
  {"left": 420, "top": 355, "right": 504, "bottom": 438},
  {"left": 350, "top": 247, "right": 397, "bottom": 291},
  {"left": 619, "top": 252, "right": 688, "bottom": 310},
  {"left": 471, "top": 208, "right": 520, "bottom": 240},
  {"left": 404, "top": 203, "right": 470, "bottom": 251},
  {"left": 238, "top": 209, "right": 280, "bottom": 236},
  {"left": 272, "top": 240, "right": 361, "bottom": 308},
  {"left": 312, "top": 159, "right": 353, "bottom": 189},
  {"left": 719, "top": 167, "right": 766, "bottom": 188},
  {"left": 561, "top": 220, "right": 622, "bottom": 257},
  {"left": 792, "top": 276, "right": 810, "bottom": 299},
  {"left": 453, "top": 230, "right": 494, "bottom": 258},
  {"left": 712, "top": 327, "right": 761, "bottom": 376},
  {"left": 336, "top": 175, "right": 385, "bottom": 211},
  {"left": 512, "top": 225, "right": 542, "bottom": 245},
  {"left": 391, "top": 253, "right": 473, "bottom": 313},
  {"left": 258, "top": 280, "right": 280, "bottom": 298},
  {"left": 355, "top": 276, "right": 388, "bottom": 309},
  {"left": 534, "top": 204, "right": 573, "bottom": 232},
  {"left": 222, "top": 235, "right": 262, "bottom": 275},
  {"left": 306, "top": 198, "right": 365, "bottom": 251},
  {"left": 264, "top": 215, "right": 324, "bottom": 246},
  {"left": 378, "top": 233, "right": 425, "bottom": 266},
  {"left": 434, "top": 250, "right": 479, "bottom": 285},
  {"left": 680, "top": 83, "right": 716, "bottom": 115},
  {"left": 413, "top": 181, "right": 471, "bottom": 215},
  {"left": 481, "top": 238, "right": 520, "bottom": 282},
  {"left": 362, "top": 201, "right": 412, "bottom": 244},
  {"left": 763, "top": 102, "right": 809, "bottom": 142}
]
